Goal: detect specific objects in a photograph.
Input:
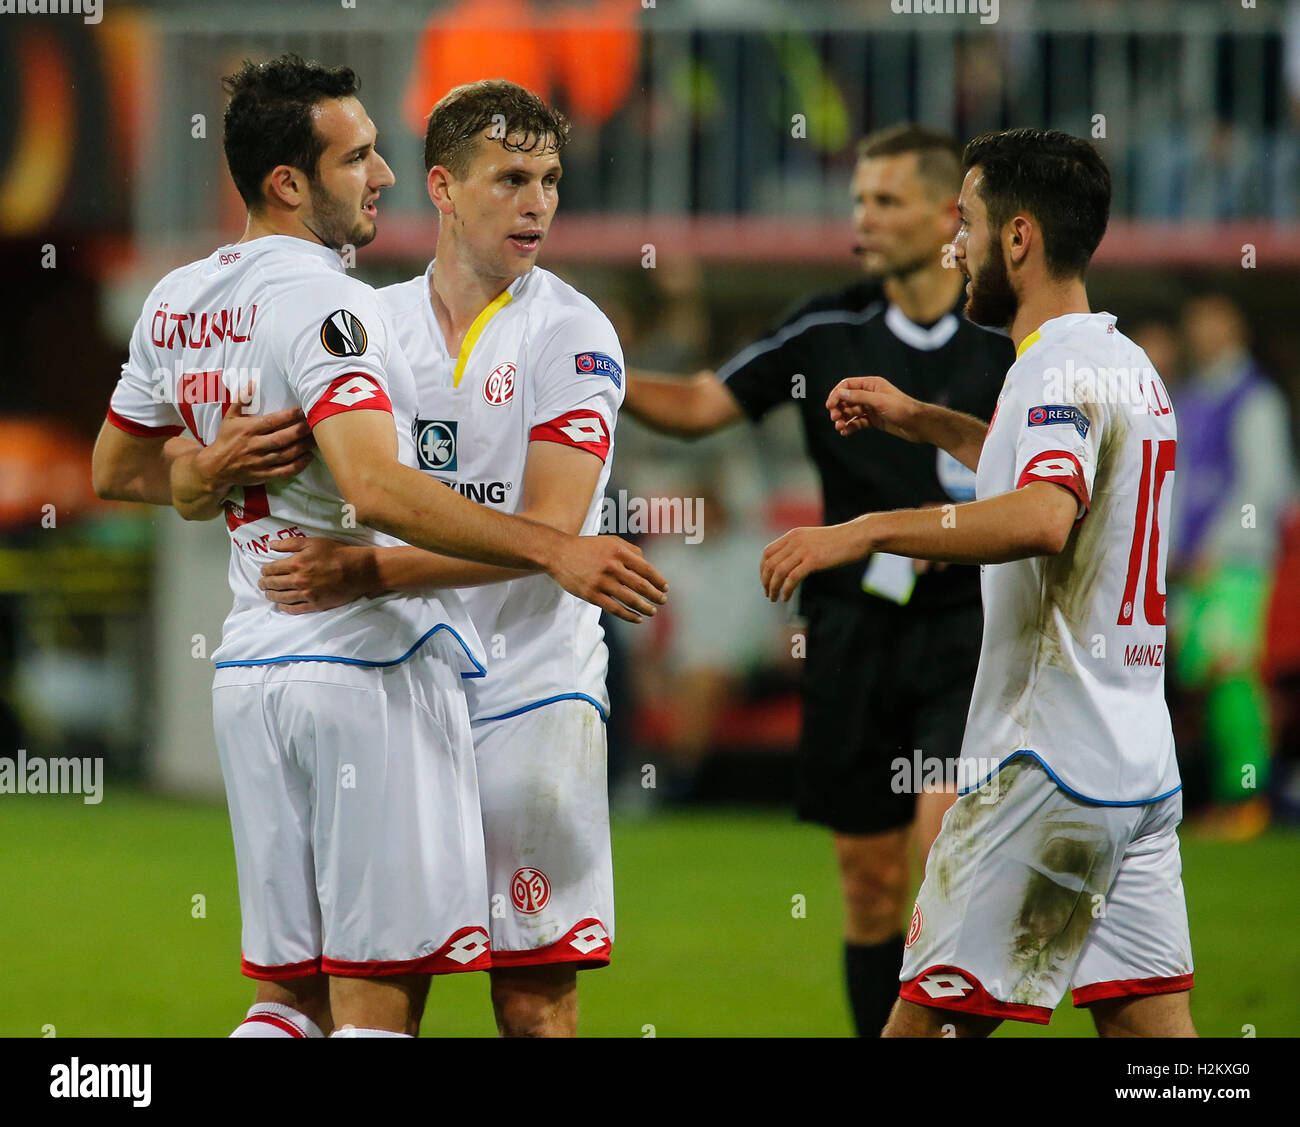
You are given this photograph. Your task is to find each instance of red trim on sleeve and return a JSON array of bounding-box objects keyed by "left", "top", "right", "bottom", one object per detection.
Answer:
[
  {"left": 529, "top": 409, "right": 611, "bottom": 462},
  {"left": 306, "top": 372, "right": 393, "bottom": 429},
  {"left": 900, "top": 965, "right": 1053, "bottom": 1025},
  {"left": 1016, "top": 448, "right": 1090, "bottom": 518},
  {"left": 240, "top": 955, "right": 322, "bottom": 981},
  {"left": 320, "top": 925, "right": 491, "bottom": 977},
  {"left": 239, "top": 1013, "right": 307, "bottom": 1037},
  {"left": 1072, "top": 973, "right": 1194, "bottom": 1007},
  {"left": 490, "top": 917, "right": 612, "bottom": 970},
  {"left": 106, "top": 408, "right": 183, "bottom": 439}
]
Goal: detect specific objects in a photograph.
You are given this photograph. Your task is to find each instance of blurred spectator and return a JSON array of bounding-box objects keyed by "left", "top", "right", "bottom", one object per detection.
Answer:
[{"left": 1168, "top": 293, "right": 1298, "bottom": 839}]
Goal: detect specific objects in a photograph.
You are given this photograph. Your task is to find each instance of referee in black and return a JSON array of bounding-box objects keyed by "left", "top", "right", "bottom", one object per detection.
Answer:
[{"left": 624, "top": 125, "right": 1014, "bottom": 1037}]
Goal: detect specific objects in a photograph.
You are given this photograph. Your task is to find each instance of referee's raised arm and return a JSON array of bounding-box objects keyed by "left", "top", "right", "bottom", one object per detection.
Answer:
[{"left": 623, "top": 367, "right": 745, "bottom": 438}]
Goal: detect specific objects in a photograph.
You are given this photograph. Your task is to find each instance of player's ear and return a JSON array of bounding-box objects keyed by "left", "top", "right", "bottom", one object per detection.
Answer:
[
  {"left": 1007, "top": 215, "right": 1032, "bottom": 266},
  {"left": 427, "top": 166, "right": 454, "bottom": 215},
  {"left": 264, "top": 164, "right": 309, "bottom": 211}
]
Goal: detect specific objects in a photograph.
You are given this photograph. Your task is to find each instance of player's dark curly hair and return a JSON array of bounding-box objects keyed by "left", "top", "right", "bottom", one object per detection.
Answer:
[
  {"left": 222, "top": 53, "right": 360, "bottom": 209},
  {"left": 423, "top": 79, "right": 570, "bottom": 177},
  {"left": 963, "top": 128, "right": 1111, "bottom": 280}
]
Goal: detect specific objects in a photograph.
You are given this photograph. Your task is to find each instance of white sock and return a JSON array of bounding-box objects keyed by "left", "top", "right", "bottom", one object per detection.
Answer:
[
  {"left": 329, "top": 1025, "right": 411, "bottom": 1038},
  {"left": 230, "top": 1002, "right": 324, "bottom": 1039}
]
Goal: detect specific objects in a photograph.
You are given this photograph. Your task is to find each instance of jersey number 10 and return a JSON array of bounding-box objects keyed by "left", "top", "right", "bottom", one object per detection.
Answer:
[{"left": 1117, "top": 438, "right": 1175, "bottom": 627}]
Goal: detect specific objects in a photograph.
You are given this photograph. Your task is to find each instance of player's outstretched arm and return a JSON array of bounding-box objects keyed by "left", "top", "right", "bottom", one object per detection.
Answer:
[
  {"left": 760, "top": 481, "right": 1078, "bottom": 602},
  {"left": 826, "top": 376, "right": 988, "bottom": 471},
  {"left": 313, "top": 409, "right": 667, "bottom": 623},
  {"left": 624, "top": 369, "right": 745, "bottom": 438},
  {"left": 258, "top": 441, "right": 605, "bottom": 614}
]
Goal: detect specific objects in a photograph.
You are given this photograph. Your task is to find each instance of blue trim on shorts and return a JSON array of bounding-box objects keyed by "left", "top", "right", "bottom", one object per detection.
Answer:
[
  {"left": 471, "top": 692, "right": 608, "bottom": 726},
  {"left": 956, "top": 750, "right": 1183, "bottom": 807},
  {"left": 212, "top": 623, "right": 487, "bottom": 678}
]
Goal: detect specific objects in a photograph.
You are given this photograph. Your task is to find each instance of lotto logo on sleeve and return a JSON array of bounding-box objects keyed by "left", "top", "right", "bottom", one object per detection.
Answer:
[
  {"left": 575, "top": 351, "right": 623, "bottom": 389},
  {"left": 306, "top": 373, "right": 393, "bottom": 427},
  {"left": 1027, "top": 403, "right": 1090, "bottom": 439},
  {"left": 529, "top": 410, "right": 612, "bottom": 462},
  {"left": 1017, "top": 449, "right": 1090, "bottom": 514}
]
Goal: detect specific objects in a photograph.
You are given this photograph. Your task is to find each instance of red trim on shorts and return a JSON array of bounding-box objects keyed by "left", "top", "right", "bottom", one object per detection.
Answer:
[
  {"left": 899, "top": 964, "right": 1053, "bottom": 1026},
  {"left": 490, "top": 917, "right": 612, "bottom": 971},
  {"left": 1072, "top": 973, "right": 1194, "bottom": 1007},
  {"left": 240, "top": 1013, "right": 306, "bottom": 1038},
  {"left": 106, "top": 408, "right": 184, "bottom": 439},
  {"left": 321, "top": 925, "right": 492, "bottom": 977},
  {"left": 240, "top": 955, "right": 322, "bottom": 981}
]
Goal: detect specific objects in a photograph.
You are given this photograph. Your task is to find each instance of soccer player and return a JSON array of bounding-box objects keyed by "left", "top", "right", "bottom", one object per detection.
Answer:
[
  {"left": 621, "top": 126, "right": 1013, "bottom": 1036},
  {"left": 762, "top": 128, "right": 1196, "bottom": 1037},
  {"left": 91, "top": 56, "right": 666, "bottom": 1039},
  {"left": 256, "top": 80, "right": 627, "bottom": 1038}
]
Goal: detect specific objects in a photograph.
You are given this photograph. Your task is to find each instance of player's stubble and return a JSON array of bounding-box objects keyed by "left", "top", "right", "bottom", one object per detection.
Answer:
[
  {"left": 304, "top": 177, "right": 378, "bottom": 252},
  {"left": 964, "top": 237, "right": 1018, "bottom": 329}
]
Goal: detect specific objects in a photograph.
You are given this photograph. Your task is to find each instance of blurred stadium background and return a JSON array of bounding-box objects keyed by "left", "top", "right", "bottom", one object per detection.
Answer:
[{"left": 2, "top": 0, "right": 1298, "bottom": 1036}]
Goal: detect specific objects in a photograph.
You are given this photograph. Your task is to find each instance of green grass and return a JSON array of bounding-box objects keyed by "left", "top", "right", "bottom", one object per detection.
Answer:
[{"left": 1, "top": 791, "right": 1295, "bottom": 1036}]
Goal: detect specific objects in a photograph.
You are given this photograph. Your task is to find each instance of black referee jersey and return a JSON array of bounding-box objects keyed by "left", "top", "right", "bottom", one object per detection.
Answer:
[{"left": 719, "top": 279, "right": 1014, "bottom": 610}]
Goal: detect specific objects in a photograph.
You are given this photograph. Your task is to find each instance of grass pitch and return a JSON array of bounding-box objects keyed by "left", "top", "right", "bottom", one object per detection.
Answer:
[{"left": 1, "top": 791, "right": 1294, "bottom": 1037}]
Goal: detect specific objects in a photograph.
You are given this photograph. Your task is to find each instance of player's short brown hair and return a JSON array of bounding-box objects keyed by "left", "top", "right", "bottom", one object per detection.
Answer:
[
  {"left": 222, "top": 53, "right": 360, "bottom": 209},
  {"left": 856, "top": 124, "right": 964, "bottom": 200},
  {"left": 963, "top": 128, "right": 1111, "bottom": 279},
  {"left": 423, "top": 80, "right": 571, "bottom": 177}
]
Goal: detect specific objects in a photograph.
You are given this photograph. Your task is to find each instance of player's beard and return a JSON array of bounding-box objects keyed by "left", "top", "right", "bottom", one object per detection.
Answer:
[
  {"left": 964, "top": 239, "right": 1018, "bottom": 328},
  {"left": 305, "top": 179, "right": 376, "bottom": 252}
]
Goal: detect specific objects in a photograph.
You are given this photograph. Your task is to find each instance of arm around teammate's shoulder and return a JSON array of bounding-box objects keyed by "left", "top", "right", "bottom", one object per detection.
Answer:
[{"left": 624, "top": 368, "right": 745, "bottom": 437}]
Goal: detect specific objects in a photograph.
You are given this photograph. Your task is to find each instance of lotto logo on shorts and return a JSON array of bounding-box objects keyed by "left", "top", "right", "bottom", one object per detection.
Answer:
[
  {"left": 906, "top": 903, "right": 923, "bottom": 949},
  {"left": 511, "top": 867, "right": 551, "bottom": 914},
  {"left": 568, "top": 921, "right": 609, "bottom": 956},
  {"left": 439, "top": 927, "right": 491, "bottom": 967},
  {"left": 917, "top": 971, "right": 975, "bottom": 999}
]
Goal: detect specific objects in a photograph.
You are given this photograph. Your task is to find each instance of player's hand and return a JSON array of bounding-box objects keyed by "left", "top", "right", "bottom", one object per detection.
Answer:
[
  {"left": 548, "top": 534, "right": 668, "bottom": 623},
  {"left": 826, "top": 376, "right": 925, "bottom": 442},
  {"left": 761, "top": 523, "right": 863, "bottom": 603},
  {"left": 259, "top": 537, "right": 380, "bottom": 614},
  {"left": 194, "top": 384, "right": 315, "bottom": 491}
]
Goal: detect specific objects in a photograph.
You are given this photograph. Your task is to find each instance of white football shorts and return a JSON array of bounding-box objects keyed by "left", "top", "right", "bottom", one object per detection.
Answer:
[
  {"left": 212, "top": 634, "right": 490, "bottom": 980},
  {"left": 899, "top": 757, "right": 1194, "bottom": 1024},
  {"left": 472, "top": 698, "right": 614, "bottom": 969}
]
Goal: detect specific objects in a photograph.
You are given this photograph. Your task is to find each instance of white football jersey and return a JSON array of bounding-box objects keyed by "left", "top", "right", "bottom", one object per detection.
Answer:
[
  {"left": 378, "top": 262, "right": 623, "bottom": 723},
  {"left": 963, "top": 312, "right": 1180, "bottom": 804},
  {"left": 108, "top": 235, "right": 483, "bottom": 673}
]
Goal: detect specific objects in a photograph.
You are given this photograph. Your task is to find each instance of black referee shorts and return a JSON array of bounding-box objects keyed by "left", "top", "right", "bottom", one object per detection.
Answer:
[{"left": 796, "top": 595, "right": 983, "bottom": 836}]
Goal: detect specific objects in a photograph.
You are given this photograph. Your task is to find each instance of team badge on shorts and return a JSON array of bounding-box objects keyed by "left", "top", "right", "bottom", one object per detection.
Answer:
[
  {"left": 319, "top": 309, "right": 368, "bottom": 357},
  {"left": 484, "top": 362, "right": 516, "bottom": 405},
  {"left": 906, "top": 902, "right": 923, "bottom": 948},
  {"left": 510, "top": 867, "right": 551, "bottom": 914}
]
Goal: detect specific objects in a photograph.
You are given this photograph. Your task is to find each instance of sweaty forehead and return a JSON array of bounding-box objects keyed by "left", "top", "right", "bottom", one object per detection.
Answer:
[{"left": 312, "top": 96, "right": 375, "bottom": 149}]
